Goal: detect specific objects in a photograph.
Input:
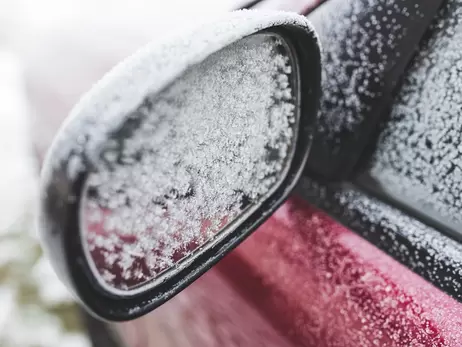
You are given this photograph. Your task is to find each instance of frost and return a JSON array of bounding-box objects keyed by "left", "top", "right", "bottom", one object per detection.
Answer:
[
  {"left": 80, "top": 33, "right": 298, "bottom": 293},
  {"left": 310, "top": 0, "right": 416, "bottom": 137},
  {"left": 369, "top": 0, "right": 462, "bottom": 231},
  {"left": 334, "top": 188, "right": 462, "bottom": 278},
  {"left": 39, "top": 10, "right": 315, "bottom": 181}
]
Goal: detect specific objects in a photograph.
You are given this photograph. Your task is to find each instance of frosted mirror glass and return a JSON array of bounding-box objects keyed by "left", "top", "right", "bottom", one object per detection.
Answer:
[{"left": 79, "top": 32, "right": 300, "bottom": 295}]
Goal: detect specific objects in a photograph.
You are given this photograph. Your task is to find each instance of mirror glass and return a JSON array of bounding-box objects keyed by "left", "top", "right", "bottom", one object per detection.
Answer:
[{"left": 80, "top": 32, "right": 300, "bottom": 294}]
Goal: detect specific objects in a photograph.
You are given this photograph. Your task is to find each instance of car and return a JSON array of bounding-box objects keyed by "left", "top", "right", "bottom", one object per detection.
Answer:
[{"left": 35, "top": 0, "right": 462, "bottom": 346}]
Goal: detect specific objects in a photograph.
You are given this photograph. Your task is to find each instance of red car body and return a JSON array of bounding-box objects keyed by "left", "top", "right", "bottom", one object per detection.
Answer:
[
  {"left": 113, "top": 2, "right": 462, "bottom": 346},
  {"left": 117, "top": 198, "right": 462, "bottom": 347}
]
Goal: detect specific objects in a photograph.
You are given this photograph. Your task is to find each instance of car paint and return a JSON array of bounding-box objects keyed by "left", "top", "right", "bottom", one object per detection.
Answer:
[{"left": 118, "top": 197, "right": 462, "bottom": 346}]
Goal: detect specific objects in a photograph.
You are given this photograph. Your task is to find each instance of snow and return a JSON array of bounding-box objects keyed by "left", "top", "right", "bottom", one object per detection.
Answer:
[
  {"left": 40, "top": 10, "right": 315, "bottom": 180},
  {"left": 310, "top": 0, "right": 416, "bottom": 137},
  {"left": 38, "top": 10, "right": 315, "bottom": 294},
  {"left": 81, "top": 32, "right": 298, "bottom": 293}
]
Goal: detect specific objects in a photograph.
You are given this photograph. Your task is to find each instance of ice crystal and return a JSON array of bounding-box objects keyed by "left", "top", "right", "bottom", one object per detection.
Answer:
[{"left": 81, "top": 33, "right": 298, "bottom": 292}]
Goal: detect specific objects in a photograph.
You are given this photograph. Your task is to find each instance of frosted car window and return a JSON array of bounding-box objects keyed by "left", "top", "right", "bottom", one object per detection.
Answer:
[
  {"left": 365, "top": 0, "right": 462, "bottom": 241},
  {"left": 305, "top": 0, "right": 442, "bottom": 179}
]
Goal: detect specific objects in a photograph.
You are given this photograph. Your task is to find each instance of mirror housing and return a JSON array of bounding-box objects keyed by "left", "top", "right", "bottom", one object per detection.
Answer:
[{"left": 38, "top": 10, "right": 321, "bottom": 321}]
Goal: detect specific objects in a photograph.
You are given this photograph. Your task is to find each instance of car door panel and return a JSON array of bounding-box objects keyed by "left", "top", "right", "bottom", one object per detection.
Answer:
[{"left": 119, "top": 197, "right": 462, "bottom": 346}]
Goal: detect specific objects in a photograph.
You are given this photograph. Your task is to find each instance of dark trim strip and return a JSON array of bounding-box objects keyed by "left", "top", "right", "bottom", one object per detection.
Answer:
[{"left": 296, "top": 176, "right": 462, "bottom": 302}]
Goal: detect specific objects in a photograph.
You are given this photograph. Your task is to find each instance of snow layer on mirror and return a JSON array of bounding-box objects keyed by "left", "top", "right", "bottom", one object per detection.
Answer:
[
  {"left": 39, "top": 10, "right": 315, "bottom": 183},
  {"left": 80, "top": 33, "right": 298, "bottom": 293}
]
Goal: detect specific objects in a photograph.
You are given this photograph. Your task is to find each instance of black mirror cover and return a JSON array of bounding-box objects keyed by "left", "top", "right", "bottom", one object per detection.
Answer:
[{"left": 38, "top": 10, "right": 321, "bottom": 321}]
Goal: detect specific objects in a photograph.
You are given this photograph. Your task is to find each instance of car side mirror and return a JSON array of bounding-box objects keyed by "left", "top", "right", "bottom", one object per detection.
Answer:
[{"left": 38, "top": 10, "right": 321, "bottom": 321}]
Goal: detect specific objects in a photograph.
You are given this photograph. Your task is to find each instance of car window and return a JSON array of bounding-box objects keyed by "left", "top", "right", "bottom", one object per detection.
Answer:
[
  {"left": 305, "top": 0, "right": 442, "bottom": 180},
  {"left": 361, "top": 0, "right": 462, "bottom": 242}
]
